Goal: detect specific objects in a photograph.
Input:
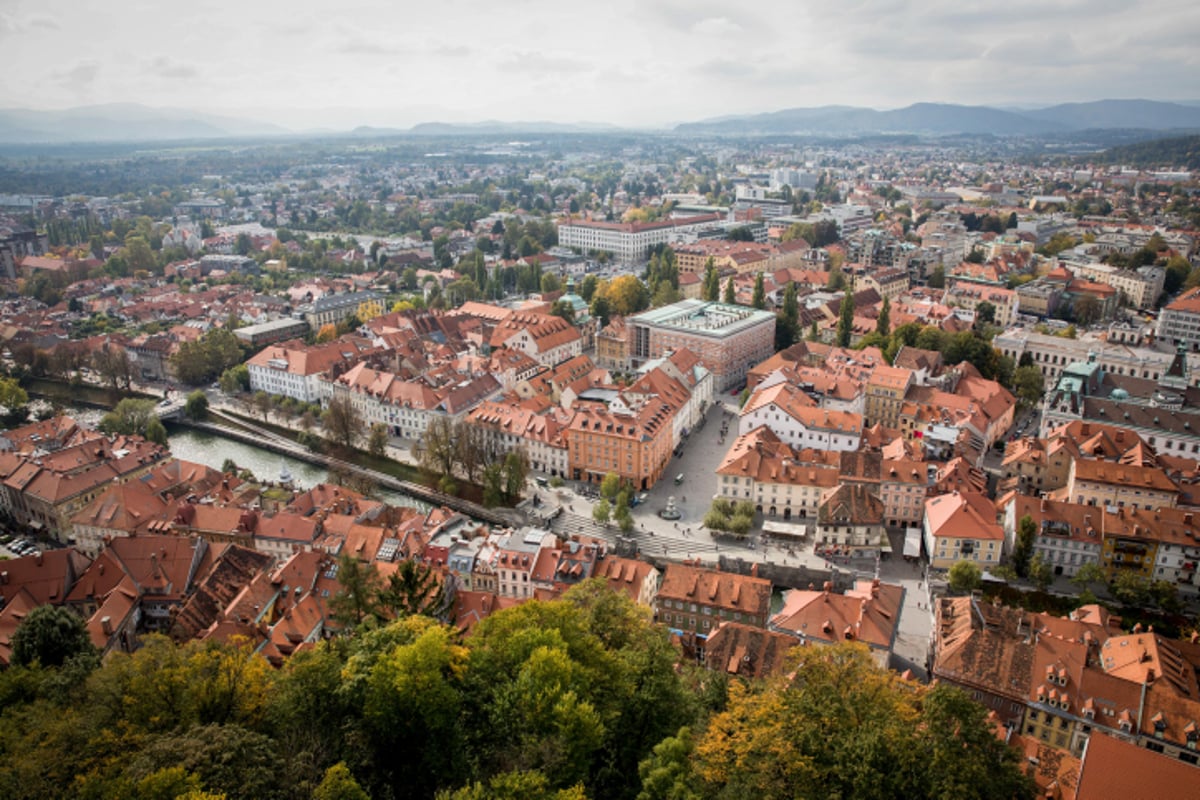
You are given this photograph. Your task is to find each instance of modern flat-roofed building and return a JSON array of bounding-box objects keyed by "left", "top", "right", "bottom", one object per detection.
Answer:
[
  {"left": 628, "top": 300, "right": 775, "bottom": 391},
  {"left": 234, "top": 317, "right": 311, "bottom": 348}
]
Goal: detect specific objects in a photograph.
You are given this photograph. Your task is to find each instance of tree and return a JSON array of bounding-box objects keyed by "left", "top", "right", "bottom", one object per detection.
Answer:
[
  {"left": 219, "top": 364, "right": 250, "bottom": 395},
  {"left": 10, "top": 605, "right": 95, "bottom": 667},
  {"left": 315, "top": 323, "right": 338, "bottom": 343},
  {"left": 184, "top": 390, "right": 208, "bottom": 421},
  {"left": 701, "top": 259, "right": 720, "bottom": 302},
  {"left": 1073, "top": 294, "right": 1102, "bottom": 327},
  {"left": 322, "top": 395, "right": 362, "bottom": 450},
  {"left": 1013, "top": 365, "right": 1045, "bottom": 407},
  {"left": 975, "top": 300, "right": 996, "bottom": 326},
  {"left": 1112, "top": 571, "right": 1152, "bottom": 606},
  {"left": 1013, "top": 514, "right": 1037, "bottom": 578},
  {"left": 253, "top": 390, "right": 273, "bottom": 423},
  {"left": 503, "top": 450, "right": 529, "bottom": 501},
  {"left": 593, "top": 498, "right": 612, "bottom": 526},
  {"left": 693, "top": 643, "right": 1031, "bottom": 800},
  {"left": 876, "top": 295, "right": 891, "bottom": 337},
  {"left": 637, "top": 727, "right": 700, "bottom": 800},
  {"left": 0, "top": 376, "right": 29, "bottom": 422},
  {"left": 600, "top": 472, "right": 621, "bottom": 500},
  {"left": 1070, "top": 562, "right": 1107, "bottom": 592},
  {"left": 416, "top": 417, "right": 458, "bottom": 480},
  {"left": 482, "top": 463, "right": 505, "bottom": 507},
  {"left": 580, "top": 274, "right": 598, "bottom": 302},
  {"left": 368, "top": 423, "right": 389, "bottom": 459},
  {"left": 540, "top": 273, "right": 562, "bottom": 294},
  {"left": 929, "top": 264, "right": 946, "bottom": 288},
  {"left": 776, "top": 281, "right": 799, "bottom": 351},
  {"left": 379, "top": 559, "right": 446, "bottom": 619},
  {"left": 92, "top": 343, "right": 135, "bottom": 392},
  {"left": 948, "top": 560, "right": 983, "bottom": 593},
  {"left": 329, "top": 552, "right": 384, "bottom": 627},
  {"left": 100, "top": 398, "right": 165, "bottom": 443},
  {"left": 1028, "top": 555, "right": 1054, "bottom": 592},
  {"left": 751, "top": 273, "right": 765, "bottom": 309},
  {"left": 835, "top": 288, "right": 855, "bottom": 348},
  {"left": 723, "top": 276, "right": 735, "bottom": 305},
  {"left": 313, "top": 763, "right": 369, "bottom": 800}
]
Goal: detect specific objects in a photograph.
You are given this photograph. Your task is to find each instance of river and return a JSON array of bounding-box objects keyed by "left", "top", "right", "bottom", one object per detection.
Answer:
[
  {"left": 165, "top": 425, "right": 429, "bottom": 511},
  {"left": 32, "top": 395, "right": 430, "bottom": 511}
]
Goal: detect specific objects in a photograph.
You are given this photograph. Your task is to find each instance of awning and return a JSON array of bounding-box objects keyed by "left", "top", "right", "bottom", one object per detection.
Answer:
[{"left": 903, "top": 527, "right": 922, "bottom": 558}]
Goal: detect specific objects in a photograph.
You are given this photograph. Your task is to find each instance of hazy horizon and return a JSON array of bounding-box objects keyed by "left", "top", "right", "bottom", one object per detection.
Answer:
[{"left": 1, "top": 0, "right": 1198, "bottom": 130}]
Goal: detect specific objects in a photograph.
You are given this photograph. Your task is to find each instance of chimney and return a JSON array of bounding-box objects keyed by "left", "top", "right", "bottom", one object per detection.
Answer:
[
  {"left": 100, "top": 616, "right": 113, "bottom": 635},
  {"left": 35, "top": 552, "right": 42, "bottom": 566}
]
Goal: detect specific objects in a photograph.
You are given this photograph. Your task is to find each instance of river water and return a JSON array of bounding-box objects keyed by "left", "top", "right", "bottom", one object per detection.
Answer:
[{"left": 166, "top": 426, "right": 429, "bottom": 511}]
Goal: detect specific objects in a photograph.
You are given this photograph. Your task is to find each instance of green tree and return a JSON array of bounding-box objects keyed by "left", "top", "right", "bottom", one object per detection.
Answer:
[
  {"left": 1013, "top": 365, "right": 1045, "bottom": 407},
  {"left": 219, "top": 364, "right": 250, "bottom": 394},
  {"left": 776, "top": 281, "right": 799, "bottom": 351},
  {"left": 694, "top": 643, "right": 1031, "bottom": 799},
  {"left": 184, "top": 390, "right": 208, "bottom": 421},
  {"left": 379, "top": 559, "right": 446, "bottom": 619},
  {"left": 600, "top": 472, "right": 621, "bottom": 500},
  {"left": 835, "top": 289, "right": 855, "bottom": 348},
  {"left": 368, "top": 423, "right": 389, "bottom": 459},
  {"left": 1028, "top": 555, "right": 1054, "bottom": 591},
  {"left": 313, "top": 763, "right": 369, "bottom": 800},
  {"left": 1013, "top": 514, "right": 1037, "bottom": 578},
  {"left": 0, "top": 376, "right": 29, "bottom": 417},
  {"left": 593, "top": 498, "right": 612, "bottom": 526},
  {"left": 580, "top": 274, "right": 599, "bottom": 302},
  {"left": 701, "top": 259, "right": 720, "bottom": 302},
  {"left": 637, "top": 727, "right": 700, "bottom": 800},
  {"left": 929, "top": 264, "right": 946, "bottom": 288},
  {"left": 329, "top": 552, "right": 384, "bottom": 627},
  {"left": 1070, "top": 562, "right": 1107, "bottom": 593},
  {"left": 948, "top": 560, "right": 983, "bottom": 593},
  {"left": 751, "top": 273, "right": 766, "bottom": 309},
  {"left": 876, "top": 295, "right": 890, "bottom": 337},
  {"left": 503, "top": 449, "right": 529, "bottom": 501},
  {"left": 975, "top": 300, "right": 996, "bottom": 326},
  {"left": 723, "top": 276, "right": 735, "bottom": 304},
  {"left": 10, "top": 605, "right": 95, "bottom": 667},
  {"left": 99, "top": 398, "right": 166, "bottom": 443}
]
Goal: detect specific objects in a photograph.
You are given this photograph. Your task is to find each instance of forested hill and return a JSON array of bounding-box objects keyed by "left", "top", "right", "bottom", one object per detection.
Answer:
[
  {"left": 1100, "top": 134, "right": 1200, "bottom": 170},
  {"left": 0, "top": 581, "right": 1033, "bottom": 800}
]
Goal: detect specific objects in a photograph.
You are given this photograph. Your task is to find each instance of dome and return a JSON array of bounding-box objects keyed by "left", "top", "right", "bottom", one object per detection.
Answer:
[{"left": 1109, "top": 388, "right": 1129, "bottom": 401}]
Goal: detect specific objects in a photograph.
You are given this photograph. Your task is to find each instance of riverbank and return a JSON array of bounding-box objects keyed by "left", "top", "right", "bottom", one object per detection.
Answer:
[
  {"left": 171, "top": 411, "right": 524, "bottom": 528},
  {"left": 23, "top": 378, "right": 524, "bottom": 529}
]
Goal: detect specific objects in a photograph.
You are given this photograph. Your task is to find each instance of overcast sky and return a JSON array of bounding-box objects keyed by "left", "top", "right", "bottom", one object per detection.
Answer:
[{"left": 1, "top": 0, "right": 1198, "bottom": 129}]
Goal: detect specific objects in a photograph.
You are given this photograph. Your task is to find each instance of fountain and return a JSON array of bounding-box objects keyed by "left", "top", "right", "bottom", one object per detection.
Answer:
[{"left": 659, "top": 495, "right": 682, "bottom": 520}]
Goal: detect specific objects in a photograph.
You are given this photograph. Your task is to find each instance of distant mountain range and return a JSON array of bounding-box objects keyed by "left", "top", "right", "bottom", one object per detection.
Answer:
[
  {"left": 672, "top": 99, "right": 1200, "bottom": 136},
  {"left": 0, "top": 103, "right": 288, "bottom": 143},
  {"left": 2, "top": 99, "right": 1200, "bottom": 144}
]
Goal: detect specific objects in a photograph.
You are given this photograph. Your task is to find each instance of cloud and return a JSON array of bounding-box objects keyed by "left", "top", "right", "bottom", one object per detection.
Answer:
[
  {"left": 497, "top": 51, "right": 591, "bottom": 74},
  {"left": 691, "top": 16, "right": 743, "bottom": 36},
  {"left": 694, "top": 58, "right": 757, "bottom": 81},
  {"left": 148, "top": 56, "right": 199, "bottom": 80},
  {"left": 0, "top": 12, "right": 59, "bottom": 37},
  {"left": 52, "top": 60, "right": 99, "bottom": 90},
  {"left": 431, "top": 43, "right": 472, "bottom": 58}
]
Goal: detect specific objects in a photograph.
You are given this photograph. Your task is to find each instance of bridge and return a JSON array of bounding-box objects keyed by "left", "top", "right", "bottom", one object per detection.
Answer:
[{"left": 154, "top": 397, "right": 187, "bottom": 421}]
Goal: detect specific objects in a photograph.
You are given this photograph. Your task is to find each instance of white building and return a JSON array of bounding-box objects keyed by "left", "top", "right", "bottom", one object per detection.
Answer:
[{"left": 739, "top": 382, "right": 863, "bottom": 452}]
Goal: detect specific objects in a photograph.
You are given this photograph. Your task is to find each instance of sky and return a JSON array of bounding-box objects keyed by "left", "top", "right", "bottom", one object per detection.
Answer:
[{"left": 1, "top": 0, "right": 1198, "bottom": 130}]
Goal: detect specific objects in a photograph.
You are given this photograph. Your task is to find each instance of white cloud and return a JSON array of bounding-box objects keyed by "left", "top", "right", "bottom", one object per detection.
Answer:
[{"left": 0, "top": 0, "right": 1195, "bottom": 127}]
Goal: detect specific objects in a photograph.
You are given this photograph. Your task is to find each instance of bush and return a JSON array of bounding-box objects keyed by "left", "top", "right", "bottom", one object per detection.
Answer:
[
  {"left": 711, "top": 497, "right": 734, "bottom": 517},
  {"left": 734, "top": 500, "right": 756, "bottom": 518},
  {"left": 549, "top": 476, "right": 564, "bottom": 488}
]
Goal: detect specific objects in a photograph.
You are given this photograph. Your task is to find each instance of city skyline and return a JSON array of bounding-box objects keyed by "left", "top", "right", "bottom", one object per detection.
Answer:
[{"left": 1, "top": 0, "right": 1198, "bottom": 130}]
